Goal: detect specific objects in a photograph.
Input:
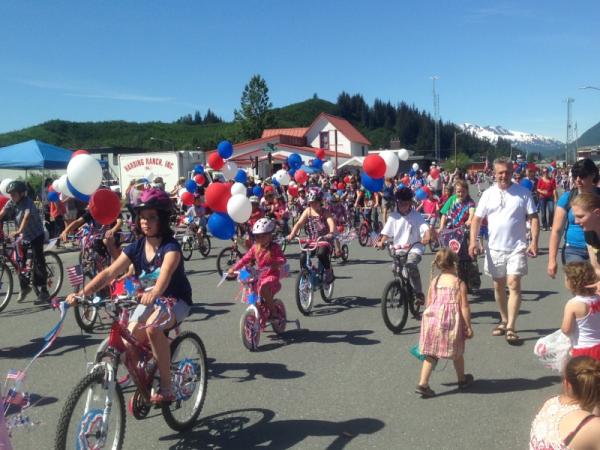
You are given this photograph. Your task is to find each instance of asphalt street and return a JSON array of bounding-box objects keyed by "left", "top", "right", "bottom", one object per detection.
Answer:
[{"left": 1, "top": 228, "right": 569, "bottom": 449}]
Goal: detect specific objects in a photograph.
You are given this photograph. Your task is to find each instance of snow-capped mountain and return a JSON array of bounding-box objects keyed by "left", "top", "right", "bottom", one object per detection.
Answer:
[{"left": 460, "top": 123, "right": 564, "bottom": 155}]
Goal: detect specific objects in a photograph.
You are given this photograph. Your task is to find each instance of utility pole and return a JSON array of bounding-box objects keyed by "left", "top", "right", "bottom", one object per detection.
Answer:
[
  {"left": 565, "top": 98, "right": 574, "bottom": 164},
  {"left": 430, "top": 76, "right": 440, "bottom": 161}
]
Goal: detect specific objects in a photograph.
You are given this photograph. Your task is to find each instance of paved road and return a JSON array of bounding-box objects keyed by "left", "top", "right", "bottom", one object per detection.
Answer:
[{"left": 1, "top": 229, "right": 568, "bottom": 449}]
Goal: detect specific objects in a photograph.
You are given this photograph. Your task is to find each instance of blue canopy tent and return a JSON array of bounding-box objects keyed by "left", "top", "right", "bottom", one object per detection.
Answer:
[{"left": 0, "top": 139, "right": 72, "bottom": 169}]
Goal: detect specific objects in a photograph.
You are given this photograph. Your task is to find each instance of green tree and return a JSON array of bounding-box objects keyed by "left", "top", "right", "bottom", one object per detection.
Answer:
[
  {"left": 234, "top": 74, "right": 274, "bottom": 140},
  {"left": 442, "top": 152, "right": 471, "bottom": 171},
  {"left": 193, "top": 111, "right": 202, "bottom": 124},
  {"left": 203, "top": 109, "right": 223, "bottom": 124}
]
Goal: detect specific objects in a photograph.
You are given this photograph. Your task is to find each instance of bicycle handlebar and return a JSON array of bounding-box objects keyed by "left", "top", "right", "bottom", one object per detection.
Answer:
[{"left": 297, "top": 237, "right": 332, "bottom": 251}]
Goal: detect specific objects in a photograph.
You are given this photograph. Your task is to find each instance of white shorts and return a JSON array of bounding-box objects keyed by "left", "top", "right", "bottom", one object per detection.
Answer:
[{"left": 484, "top": 246, "right": 528, "bottom": 279}]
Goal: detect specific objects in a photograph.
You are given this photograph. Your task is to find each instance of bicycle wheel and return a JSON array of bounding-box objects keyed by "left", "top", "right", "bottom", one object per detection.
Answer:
[
  {"left": 0, "top": 261, "right": 14, "bottom": 313},
  {"left": 33, "top": 251, "right": 64, "bottom": 298},
  {"left": 381, "top": 280, "right": 409, "bottom": 334},
  {"left": 340, "top": 244, "right": 349, "bottom": 263},
  {"left": 358, "top": 224, "right": 369, "bottom": 247},
  {"left": 199, "top": 236, "right": 211, "bottom": 257},
  {"left": 271, "top": 299, "right": 287, "bottom": 334},
  {"left": 162, "top": 331, "right": 208, "bottom": 431},
  {"left": 216, "top": 247, "right": 240, "bottom": 279},
  {"left": 320, "top": 271, "right": 335, "bottom": 303},
  {"left": 54, "top": 367, "right": 126, "bottom": 450},
  {"left": 73, "top": 277, "right": 98, "bottom": 333},
  {"left": 181, "top": 237, "right": 194, "bottom": 261},
  {"left": 240, "top": 308, "right": 260, "bottom": 351},
  {"left": 407, "top": 286, "right": 422, "bottom": 317},
  {"left": 295, "top": 269, "right": 313, "bottom": 316}
]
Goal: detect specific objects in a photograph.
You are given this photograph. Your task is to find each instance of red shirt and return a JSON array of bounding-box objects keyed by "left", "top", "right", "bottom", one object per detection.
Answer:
[{"left": 536, "top": 177, "right": 556, "bottom": 200}]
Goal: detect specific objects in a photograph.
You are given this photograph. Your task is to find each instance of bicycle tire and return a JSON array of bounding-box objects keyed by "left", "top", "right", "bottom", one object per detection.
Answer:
[
  {"left": 240, "top": 307, "right": 260, "bottom": 351},
  {"left": 32, "top": 250, "right": 64, "bottom": 299},
  {"left": 73, "top": 274, "right": 98, "bottom": 333},
  {"left": 340, "top": 244, "right": 349, "bottom": 263},
  {"left": 162, "top": 331, "right": 208, "bottom": 431},
  {"left": 320, "top": 272, "right": 335, "bottom": 303},
  {"left": 181, "top": 238, "right": 194, "bottom": 261},
  {"left": 0, "top": 261, "right": 14, "bottom": 312},
  {"left": 381, "top": 280, "right": 409, "bottom": 334},
  {"left": 216, "top": 247, "right": 240, "bottom": 279},
  {"left": 271, "top": 299, "right": 287, "bottom": 334},
  {"left": 295, "top": 269, "right": 313, "bottom": 315},
  {"left": 358, "top": 224, "right": 369, "bottom": 247},
  {"left": 54, "top": 367, "right": 125, "bottom": 450},
  {"left": 406, "top": 285, "right": 421, "bottom": 317},
  {"left": 199, "top": 236, "right": 211, "bottom": 257}
]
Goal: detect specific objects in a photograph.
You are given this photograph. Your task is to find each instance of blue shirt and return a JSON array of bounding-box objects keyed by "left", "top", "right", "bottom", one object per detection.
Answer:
[
  {"left": 123, "top": 236, "right": 192, "bottom": 305},
  {"left": 556, "top": 191, "right": 586, "bottom": 249}
]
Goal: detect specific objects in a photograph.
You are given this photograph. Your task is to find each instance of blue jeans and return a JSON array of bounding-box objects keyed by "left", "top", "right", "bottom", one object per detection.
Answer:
[
  {"left": 538, "top": 197, "right": 554, "bottom": 229},
  {"left": 562, "top": 245, "right": 589, "bottom": 265}
]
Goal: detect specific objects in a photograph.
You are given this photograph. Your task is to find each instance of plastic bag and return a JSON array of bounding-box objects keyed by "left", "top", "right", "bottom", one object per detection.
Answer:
[{"left": 534, "top": 330, "right": 572, "bottom": 373}]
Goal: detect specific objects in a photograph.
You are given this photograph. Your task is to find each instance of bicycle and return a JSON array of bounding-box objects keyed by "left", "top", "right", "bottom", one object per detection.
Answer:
[
  {"left": 228, "top": 266, "right": 287, "bottom": 351},
  {"left": 380, "top": 242, "right": 423, "bottom": 334},
  {"left": 422, "top": 213, "right": 440, "bottom": 252},
  {"left": 331, "top": 229, "right": 354, "bottom": 264},
  {"left": 178, "top": 217, "right": 211, "bottom": 261},
  {"left": 0, "top": 236, "right": 63, "bottom": 312},
  {"left": 357, "top": 207, "right": 382, "bottom": 247},
  {"left": 54, "top": 293, "right": 208, "bottom": 449},
  {"left": 437, "top": 227, "right": 481, "bottom": 293},
  {"left": 294, "top": 237, "right": 335, "bottom": 315},
  {"left": 216, "top": 234, "right": 248, "bottom": 280}
]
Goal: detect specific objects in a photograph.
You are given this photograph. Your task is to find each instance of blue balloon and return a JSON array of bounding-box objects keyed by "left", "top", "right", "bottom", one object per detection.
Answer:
[
  {"left": 48, "top": 191, "right": 59, "bottom": 202},
  {"left": 207, "top": 212, "right": 236, "bottom": 240},
  {"left": 520, "top": 179, "right": 533, "bottom": 190},
  {"left": 288, "top": 168, "right": 296, "bottom": 177},
  {"left": 397, "top": 183, "right": 406, "bottom": 190},
  {"left": 234, "top": 169, "right": 247, "bottom": 184},
  {"left": 66, "top": 178, "right": 90, "bottom": 202},
  {"left": 185, "top": 180, "right": 197, "bottom": 193},
  {"left": 272, "top": 178, "right": 280, "bottom": 188},
  {"left": 194, "top": 164, "right": 204, "bottom": 175},
  {"left": 310, "top": 159, "right": 323, "bottom": 170},
  {"left": 360, "top": 173, "right": 384, "bottom": 192},
  {"left": 217, "top": 140, "right": 234, "bottom": 159},
  {"left": 337, "top": 189, "right": 344, "bottom": 196},
  {"left": 415, "top": 188, "right": 428, "bottom": 201},
  {"left": 409, "top": 169, "right": 416, "bottom": 177},
  {"left": 287, "top": 153, "right": 302, "bottom": 170},
  {"left": 252, "top": 185, "right": 264, "bottom": 198}
]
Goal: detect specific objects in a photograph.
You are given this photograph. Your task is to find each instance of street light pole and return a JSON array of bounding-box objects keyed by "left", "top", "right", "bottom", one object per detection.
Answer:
[{"left": 150, "top": 137, "right": 175, "bottom": 151}]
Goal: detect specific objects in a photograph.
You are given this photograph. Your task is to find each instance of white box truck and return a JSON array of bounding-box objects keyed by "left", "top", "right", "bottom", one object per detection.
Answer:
[{"left": 118, "top": 151, "right": 205, "bottom": 194}]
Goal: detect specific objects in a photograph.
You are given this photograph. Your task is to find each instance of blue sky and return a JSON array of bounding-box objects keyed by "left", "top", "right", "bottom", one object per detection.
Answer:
[{"left": 1, "top": 0, "right": 599, "bottom": 141}]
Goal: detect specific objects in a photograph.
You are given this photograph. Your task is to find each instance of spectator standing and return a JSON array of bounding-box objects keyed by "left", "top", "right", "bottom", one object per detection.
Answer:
[{"left": 537, "top": 167, "right": 558, "bottom": 231}]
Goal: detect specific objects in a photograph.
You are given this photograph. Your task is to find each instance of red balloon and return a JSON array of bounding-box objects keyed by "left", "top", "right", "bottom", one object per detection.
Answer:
[
  {"left": 363, "top": 155, "right": 386, "bottom": 179},
  {"left": 343, "top": 175, "right": 351, "bottom": 184},
  {"left": 88, "top": 189, "right": 122, "bottom": 225},
  {"left": 0, "top": 196, "right": 8, "bottom": 211},
  {"left": 180, "top": 191, "right": 194, "bottom": 206},
  {"left": 401, "top": 176, "right": 410, "bottom": 185},
  {"left": 288, "top": 185, "right": 299, "bottom": 197},
  {"left": 71, "top": 149, "right": 89, "bottom": 159},
  {"left": 430, "top": 168, "right": 440, "bottom": 179},
  {"left": 337, "top": 182, "right": 346, "bottom": 190},
  {"left": 337, "top": 224, "right": 345, "bottom": 233},
  {"left": 315, "top": 148, "right": 325, "bottom": 160},
  {"left": 551, "top": 161, "right": 557, "bottom": 168},
  {"left": 208, "top": 152, "right": 225, "bottom": 170},
  {"left": 294, "top": 169, "right": 308, "bottom": 185},
  {"left": 422, "top": 186, "right": 432, "bottom": 196},
  {"left": 204, "top": 182, "right": 231, "bottom": 213},
  {"left": 194, "top": 174, "right": 206, "bottom": 185}
]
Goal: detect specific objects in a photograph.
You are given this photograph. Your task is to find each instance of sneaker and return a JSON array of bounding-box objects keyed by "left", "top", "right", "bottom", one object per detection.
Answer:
[
  {"left": 458, "top": 374, "right": 474, "bottom": 390},
  {"left": 34, "top": 290, "right": 50, "bottom": 305},
  {"left": 415, "top": 385, "right": 436, "bottom": 398},
  {"left": 16, "top": 286, "right": 32, "bottom": 303}
]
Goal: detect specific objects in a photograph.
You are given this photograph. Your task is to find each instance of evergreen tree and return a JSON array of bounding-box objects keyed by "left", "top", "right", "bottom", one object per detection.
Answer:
[
  {"left": 203, "top": 109, "right": 223, "bottom": 124},
  {"left": 234, "top": 74, "right": 275, "bottom": 140},
  {"left": 193, "top": 111, "right": 202, "bottom": 124}
]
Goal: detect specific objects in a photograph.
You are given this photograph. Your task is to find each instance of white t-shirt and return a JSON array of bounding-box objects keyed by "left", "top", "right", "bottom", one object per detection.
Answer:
[
  {"left": 381, "top": 210, "right": 429, "bottom": 255},
  {"left": 475, "top": 183, "right": 536, "bottom": 251}
]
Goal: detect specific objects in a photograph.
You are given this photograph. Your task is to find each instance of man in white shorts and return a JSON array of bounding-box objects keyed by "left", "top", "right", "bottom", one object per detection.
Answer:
[{"left": 469, "top": 157, "right": 539, "bottom": 345}]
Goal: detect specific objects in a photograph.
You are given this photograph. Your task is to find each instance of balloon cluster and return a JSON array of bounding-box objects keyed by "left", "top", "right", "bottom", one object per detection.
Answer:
[{"left": 360, "top": 151, "right": 400, "bottom": 192}]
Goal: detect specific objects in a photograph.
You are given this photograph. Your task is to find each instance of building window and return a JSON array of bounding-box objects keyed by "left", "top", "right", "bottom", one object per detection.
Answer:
[
  {"left": 319, "top": 131, "right": 330, "bottom": 150},
  {"left": 361, "top": 146, "right": 365, "bottom": 156}
]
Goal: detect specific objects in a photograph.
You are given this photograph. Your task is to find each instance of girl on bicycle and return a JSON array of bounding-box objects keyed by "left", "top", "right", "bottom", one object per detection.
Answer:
[
  {"left": 228, "top": 218, "right": 287, "bottom": 318},
  {"left": 287, "top": 188, "right": 336, "bottom": 283},
  {"left": 186, "top": 193, "right": 207, "bottom": 241},
  {"left": 416, "top": 248, "right": 473, "bottom": 397},
  {"left": 66, "top": 188, "right": 192, "bottom": 404}
]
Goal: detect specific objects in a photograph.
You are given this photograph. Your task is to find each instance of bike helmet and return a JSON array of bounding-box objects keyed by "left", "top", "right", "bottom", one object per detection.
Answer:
[
  {"left": 7, "top": 180, "right": 27, "bottom": 194},
  {"left": 252, "top": 218, "right": 275, "bottom": 235},
  {"left": 306, "top": 188, "right": 323, "bottom": 203},
  {"left": 135, "top": 188, "right": 172, "bottom": 211},
  {"left": 395, "top": 187, "right": 414, "bottom": 202}
]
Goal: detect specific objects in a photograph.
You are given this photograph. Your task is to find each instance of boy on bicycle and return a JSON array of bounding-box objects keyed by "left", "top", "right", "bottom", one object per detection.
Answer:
[{"left": 376, "top": 187, "right": 430, "bottom": 305}]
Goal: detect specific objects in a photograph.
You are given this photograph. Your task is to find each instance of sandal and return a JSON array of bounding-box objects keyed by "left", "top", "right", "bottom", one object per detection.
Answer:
[
  {"left": 415, "top": 385, "right": 436, "bottom": 398},
  {"left": 151, "top": 388, "right": 175, "bottom": 404},
  {"left": 492, "top": 322, "right": 507, "bottom": 337},
  {"left": 415, "top": 293, "right": 425, "bottom": 307},
  {"left": 458, "top": 374, "right": 474, "bottom": 390},
  {"left": 505, "top": 328, "right": 521, "bottom": 345}
]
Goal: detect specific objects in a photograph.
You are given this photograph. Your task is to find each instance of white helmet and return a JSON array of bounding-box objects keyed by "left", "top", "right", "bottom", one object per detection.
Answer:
[{"left": 252, "top": 218, "right": 275, "bottom": 235}]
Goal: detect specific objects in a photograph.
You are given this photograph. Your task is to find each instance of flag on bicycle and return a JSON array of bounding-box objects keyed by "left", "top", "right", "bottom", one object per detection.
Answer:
[
  {"left": 5, "top": 369, "right": 25, "bottom": 382},
  {"left": 66, "top": 265, "right": 84, "bottom": 288}
]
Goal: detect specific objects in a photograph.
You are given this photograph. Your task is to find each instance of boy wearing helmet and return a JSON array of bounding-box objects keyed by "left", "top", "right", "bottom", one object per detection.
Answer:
[
  {"left": 0, "top": 180, "right": 49, "bottom": 303},
  {"left": 376, "top": 188, "right": 431, "bottom": 305},
  {"left": 67, "top": 188, "right": 191, "bottom": 404},
  {"left": 228, "top": 218, "right": 287, "bottom": 318}
]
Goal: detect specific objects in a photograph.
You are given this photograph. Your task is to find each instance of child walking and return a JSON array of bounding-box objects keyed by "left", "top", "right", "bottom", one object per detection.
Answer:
[
  {"left": 416, "top": 248, "right": 474, "bottom": 397},
  {"left": 561, "top": 262, "right": 600, "bottom": 361}
]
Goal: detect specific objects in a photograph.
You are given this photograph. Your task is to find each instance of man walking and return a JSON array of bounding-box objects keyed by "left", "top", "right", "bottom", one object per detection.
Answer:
[{"left": 469, "top": 157, "right": 539, "bottom": 345}]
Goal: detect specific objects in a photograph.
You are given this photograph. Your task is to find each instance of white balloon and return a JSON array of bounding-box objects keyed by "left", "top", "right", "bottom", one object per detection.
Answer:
[
  {"left": 52, "top": 180, "right": 61, "bottom": 192},
  {"left": 57, "top": 174, "right": 72, "bottom": 196},
  {"left": 231, "top": 182, "right": 247, "bottom": 196},
  {"left": 221, "top": 161, "right": 238, "bottom": 180},
  {"left": 289, "top": 181, "right": 297, "bottom": 187},
  {"left": 227, "top": 194, "right": 252, "bottom": 223},
  {"left": 67, "top": 154, "right": 102, "bottom": 195},
  {"left": 412, "top": 163, "right": 419, "bottom": 171},
  {"left": 380, "top": 151, "right": 399, "bottom": 178},
  {"left": 398, "top": 149, "right": 409, "bottom": 161},
  {"left": 0, "top": 178, "right": 14, "bottom": 197},
  {"left": 322, "top": 160, "right": 334, "bottom": 176},
  {"left": 274, "top": 169, "right": 291, "bottom": 186}
]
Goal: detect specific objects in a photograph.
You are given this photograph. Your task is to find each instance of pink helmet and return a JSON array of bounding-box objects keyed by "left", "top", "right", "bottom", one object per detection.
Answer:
[{"left": 136, "top": 188, "right": 172, "bottom": 211}]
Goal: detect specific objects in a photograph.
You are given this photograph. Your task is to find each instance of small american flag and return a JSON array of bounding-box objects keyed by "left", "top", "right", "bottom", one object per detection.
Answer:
[
  {"left": 67, "top": 265, "right": 84, "bottom": 288},
  {"left": 6, "top": 369, "right": 25, "bottom": 382}
]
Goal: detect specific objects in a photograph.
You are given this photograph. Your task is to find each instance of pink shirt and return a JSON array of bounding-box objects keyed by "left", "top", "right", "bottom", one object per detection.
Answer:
[{"left": 233, "top": 242, "right": 287, "bottom": 283}]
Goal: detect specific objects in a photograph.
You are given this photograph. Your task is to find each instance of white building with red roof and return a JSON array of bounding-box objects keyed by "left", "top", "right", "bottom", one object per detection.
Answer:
[{"left": 207, "top": 112, "right": 371, "bottom": 178}]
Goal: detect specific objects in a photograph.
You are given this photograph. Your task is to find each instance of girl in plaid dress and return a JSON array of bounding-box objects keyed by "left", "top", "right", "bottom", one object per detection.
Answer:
[{"left": 416, "top": 249, "right": 474, "bottom": 397}]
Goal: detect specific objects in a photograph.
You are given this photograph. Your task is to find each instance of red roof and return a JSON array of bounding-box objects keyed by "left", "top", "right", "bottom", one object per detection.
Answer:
[
  {"left": 308, "top": 113, "right": 371, "bottom": 146},
  {"left": 261, "top": 128, "right": 309, "bottom": 138}
]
